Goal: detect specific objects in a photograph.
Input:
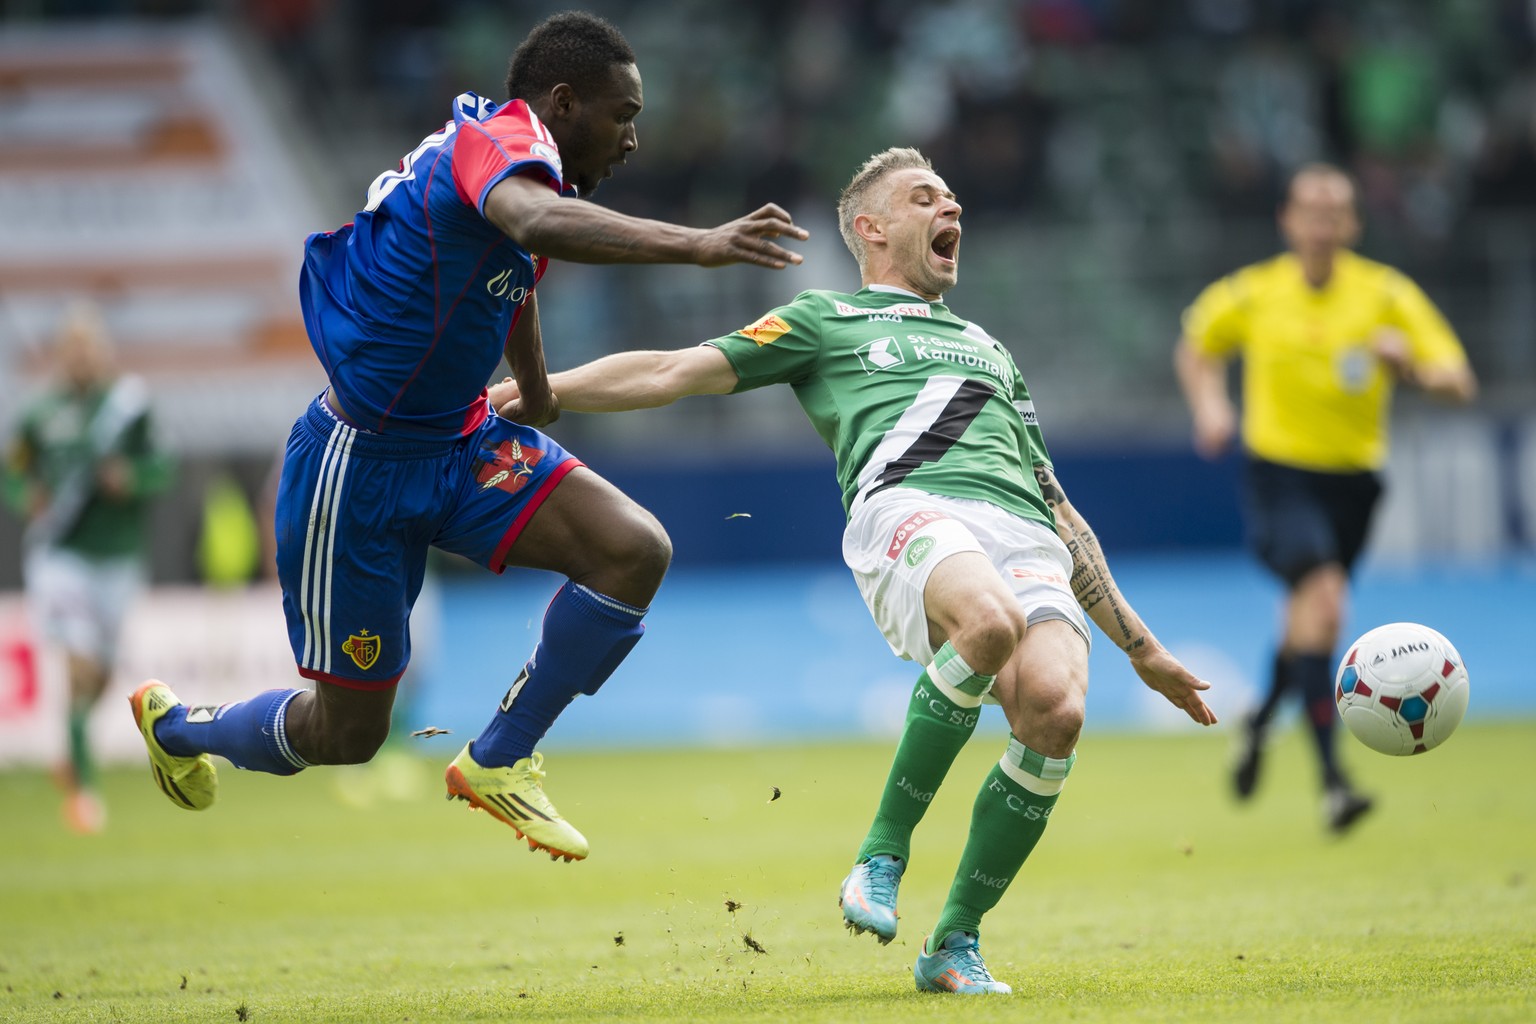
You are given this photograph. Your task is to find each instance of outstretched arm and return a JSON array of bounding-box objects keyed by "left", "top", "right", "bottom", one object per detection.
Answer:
[
  {"left": 490, "top": 345, "right": 739, "bottom": 420},
  {"left": 1034, "top": 463, "right": 1218, "bottom": 726},
  {"left": 484, "top": 175, "right": 808, "bottom": 269}
]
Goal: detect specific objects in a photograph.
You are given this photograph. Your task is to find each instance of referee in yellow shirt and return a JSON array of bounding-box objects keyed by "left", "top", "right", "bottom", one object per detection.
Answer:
[{"left": 1175, "top": 163, "right": 1477, "bottom": 833}]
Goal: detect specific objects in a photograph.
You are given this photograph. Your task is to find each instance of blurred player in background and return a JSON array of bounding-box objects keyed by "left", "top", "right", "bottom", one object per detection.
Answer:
[
  {"left": 492, "top": 147, "right": 1217, "bottom": 993},
  {"left": 3, "top": 302, "right": 173, "bottom": 833},
  {"left": 1174, "top": 163, "right": 1477, "bottom": 833},
  {"left": 127, "top": 11, "right": 806, "bottom": 862}
]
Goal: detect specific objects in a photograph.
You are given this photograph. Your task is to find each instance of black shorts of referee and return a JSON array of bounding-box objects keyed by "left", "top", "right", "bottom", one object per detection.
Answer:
[{"left": 1242, "top": 455, "right": 1384, "bottom": 588}]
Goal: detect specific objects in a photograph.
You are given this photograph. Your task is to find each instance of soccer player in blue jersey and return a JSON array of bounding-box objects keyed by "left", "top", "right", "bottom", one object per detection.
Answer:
[{"left": 127, "top": 11, "right": 806, "bottom": 862}]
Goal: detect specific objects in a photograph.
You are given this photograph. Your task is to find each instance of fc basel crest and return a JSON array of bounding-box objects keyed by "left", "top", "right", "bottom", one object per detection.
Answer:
[{"left": 342, "top": 630, "right": 381, "bottom": 671}]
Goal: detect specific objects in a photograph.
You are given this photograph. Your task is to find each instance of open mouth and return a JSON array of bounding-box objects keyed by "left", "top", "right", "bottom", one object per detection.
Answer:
[{"left": 930, "top": 227, "right": 960, "bottom": 264}]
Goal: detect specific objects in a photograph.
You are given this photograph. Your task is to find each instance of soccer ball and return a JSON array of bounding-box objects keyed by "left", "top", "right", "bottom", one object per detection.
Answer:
[{"left": 1335, "top": 622, "right": 1469, "bottom": 756}]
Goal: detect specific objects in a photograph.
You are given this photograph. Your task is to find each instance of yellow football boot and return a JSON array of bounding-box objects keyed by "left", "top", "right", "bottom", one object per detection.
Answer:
[
  {"left": 444, "top": 744, "right": 588, "bottom": 861},
  {"left": 128, "top": 680, "right": 218, "bottom": 811}
]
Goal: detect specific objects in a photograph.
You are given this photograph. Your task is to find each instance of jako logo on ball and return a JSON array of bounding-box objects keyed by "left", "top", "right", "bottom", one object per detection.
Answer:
[{"left": 1335, "top": 622, "right": 1470, "bottom": 756}]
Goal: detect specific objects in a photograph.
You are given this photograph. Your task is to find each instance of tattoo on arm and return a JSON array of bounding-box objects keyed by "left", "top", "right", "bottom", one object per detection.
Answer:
[
  {"left": 1066, "top": 529, "right": 1137, "bottom": 648},
  {"left": 1045, "top": 466, "right": 1147, "bottom": 654},
  {"left": 1033, "top": 464, "right": 1065, "bottom": 513}
]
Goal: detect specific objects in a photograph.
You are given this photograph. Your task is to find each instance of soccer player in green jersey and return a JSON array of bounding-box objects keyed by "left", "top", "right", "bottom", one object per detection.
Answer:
[
  {"left": 3, "top": 303, "right": 174, "bottom": 833},
  {"left": 490, "top": 147, "right": 1217, "bottom": 994}
]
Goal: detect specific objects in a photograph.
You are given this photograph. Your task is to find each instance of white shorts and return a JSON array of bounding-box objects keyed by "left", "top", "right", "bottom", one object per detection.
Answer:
[
  {"left": 842, "top": 488, "right": 1090, "bottom": 666},
  {"left": 23, "top": 545, "right": 145, "bottom": 664}
]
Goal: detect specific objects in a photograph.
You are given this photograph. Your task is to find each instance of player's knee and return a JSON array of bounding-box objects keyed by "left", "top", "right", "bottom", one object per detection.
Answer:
[
  {"left": 1319, "top": 586, "right": 1347, "bottom": 634},
  {"left": 631, "top": 516, "right": 673, "bottom": 585},
  {"left": 1292, "top": 565, "right": 1347, "bottom": 639},
  {"left": 1047, "top": 693, "right": 1086, "bottom": 738},
  {"left": 955, "top": 597, "right": 1029, "bottom": 675},
  {"left": 1026, "top": 691, "right": 1085, "bottom": 755},
  {"left": 606, "top": 511, "right": 672, "bottom": 590},
  {"left": 1315, "top": 604, "right": 1344, "bottom": 643}
]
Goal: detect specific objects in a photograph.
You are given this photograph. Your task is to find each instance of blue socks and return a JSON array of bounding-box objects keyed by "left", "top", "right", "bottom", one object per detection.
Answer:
[
  {"left": 155, "top": 687, "right": 310, "bottom": 776},
  {"left": 472, "top": 581, "right": 647, "bottom": 767},
  {"left": 151, "top": 581, "right": 647, "bottom": 775}
]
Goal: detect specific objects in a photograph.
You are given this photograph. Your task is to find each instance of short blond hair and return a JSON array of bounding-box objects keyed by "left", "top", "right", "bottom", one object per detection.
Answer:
[{"left": 837, "top": 147, "right": 933, "bottom": 267}]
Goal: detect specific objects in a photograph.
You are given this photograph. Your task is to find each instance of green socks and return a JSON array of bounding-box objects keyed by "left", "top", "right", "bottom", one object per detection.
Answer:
[
  {"left": 853, "top": 644, "right": 1076, "bottom": 944},
  {"left": 931, "top": 736, "right": 1074, "bottom": 942},
  {"left": 856, "top": 643, "right": 995, "bottom": 864},
  {"left": 67, "top": 704, "right": 96, "bottom": 790}
]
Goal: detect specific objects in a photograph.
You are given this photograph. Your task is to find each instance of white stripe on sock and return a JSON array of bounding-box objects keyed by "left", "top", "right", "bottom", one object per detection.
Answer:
[
  {"left": 272, "top": 690, "right": 313, "bottom": 770},
  {"left": 997, "top": 754, "right": 1067, "bottom": 796},
  {"left": 572, "top": 583, "right": 648, "bottom": 619},
  {"left": 924, "top": 652, "right": 988, "bottom": 709}
]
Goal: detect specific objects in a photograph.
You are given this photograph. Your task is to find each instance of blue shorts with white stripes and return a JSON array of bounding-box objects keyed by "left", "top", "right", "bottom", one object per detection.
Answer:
[{"left": 273, "top": 394, "right": 579, "bottom": 690}]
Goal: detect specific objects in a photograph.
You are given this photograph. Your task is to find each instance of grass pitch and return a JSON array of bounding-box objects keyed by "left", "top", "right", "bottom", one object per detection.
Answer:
[{"left": 2, "top": 721, "right": 1533, "bottom": 1023}]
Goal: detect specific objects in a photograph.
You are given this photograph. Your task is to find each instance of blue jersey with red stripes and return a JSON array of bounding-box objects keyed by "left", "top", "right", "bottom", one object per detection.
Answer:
[{"left": 299, "top": 92, "right": 575, "bottom": 438}]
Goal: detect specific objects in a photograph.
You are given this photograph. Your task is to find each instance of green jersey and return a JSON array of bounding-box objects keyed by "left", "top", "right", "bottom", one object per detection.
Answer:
[
  {"left": 3, "top": 379, "right": 173, "bottom": 558},
  {"left": 706, "top": 286, "right": 1055, "bottom": 527}
]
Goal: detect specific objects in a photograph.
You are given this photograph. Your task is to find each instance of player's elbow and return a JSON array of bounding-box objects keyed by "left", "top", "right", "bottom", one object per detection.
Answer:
[
  {"left": 654, "top": 350, "right": 734, "bottom": 404},
  {"left": 1175, "top": 339, "right": 1221, "bottom": 387},
  {"left": 1450, "top": 370, "right": 1478, "bottom": 404},
  {"left": 635, "top": 362, "right": 684, "bottom": 408},
  {"left": 1173, "top": 336, "right": 1199, "bottom": 373}
]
